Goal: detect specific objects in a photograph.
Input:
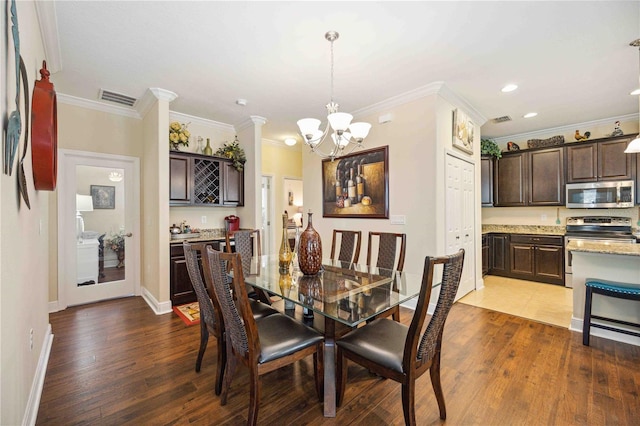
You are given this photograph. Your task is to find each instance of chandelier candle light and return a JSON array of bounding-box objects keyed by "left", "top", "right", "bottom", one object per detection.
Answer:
[{"left": 297, "top": 31, "right": 371, "bottom": 161}]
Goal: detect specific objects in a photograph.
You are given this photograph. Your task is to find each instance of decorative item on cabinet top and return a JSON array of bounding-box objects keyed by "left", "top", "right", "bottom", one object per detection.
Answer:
[
  {"left": 527, "top": 135, "right": 564, "bottom": 149},
  {"left": 169, "top": 121, "right": 190, "bottom": 151},
  {"left": 215, "top": 136, "right": 246, "bottom": 171},
  {"left": 480, "top": 138, "right": 502, "bottom": 159}
]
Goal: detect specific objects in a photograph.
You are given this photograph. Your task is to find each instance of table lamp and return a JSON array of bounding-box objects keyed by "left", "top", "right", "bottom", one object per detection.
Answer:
[{"left": 76, "top": 194, "right": 94, "bottom": 241}]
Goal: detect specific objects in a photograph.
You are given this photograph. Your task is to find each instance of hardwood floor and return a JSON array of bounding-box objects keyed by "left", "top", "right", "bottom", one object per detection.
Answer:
[{"left": 37, "top": 297, "right": 640, "bottom": 425}]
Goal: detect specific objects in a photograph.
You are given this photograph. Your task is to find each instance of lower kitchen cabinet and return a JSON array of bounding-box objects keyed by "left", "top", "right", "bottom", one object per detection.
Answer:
[
  {"left": 486, "top": 233, "right": 564, "bottom": 286},
  {"left": 170, "top": 243, "right": 198, "bottom": 305},
  {"left": 482, "top": 234, "right": 489, "bottom": 276},
  {"left": 509, "top": 234, "right": 564, "bottom": 285}
]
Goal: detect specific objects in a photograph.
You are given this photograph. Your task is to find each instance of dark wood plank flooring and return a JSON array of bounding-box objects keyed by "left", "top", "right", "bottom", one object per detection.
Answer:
[{"left": 37, "top": 297, "right": 640, "bottom": 425}]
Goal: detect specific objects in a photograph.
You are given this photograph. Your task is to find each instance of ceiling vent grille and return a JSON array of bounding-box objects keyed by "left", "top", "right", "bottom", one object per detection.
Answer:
[
  {"left": 99, "top": 89, "right": 137, "bottom": 107},
  {"left": 491, "top": 115, "right": 512, "bottom": 124}
]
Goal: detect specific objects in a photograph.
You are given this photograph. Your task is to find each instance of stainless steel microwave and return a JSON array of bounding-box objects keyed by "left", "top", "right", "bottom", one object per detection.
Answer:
[{"left": 566, "top": 180, "right": 634, "bottom": 208}]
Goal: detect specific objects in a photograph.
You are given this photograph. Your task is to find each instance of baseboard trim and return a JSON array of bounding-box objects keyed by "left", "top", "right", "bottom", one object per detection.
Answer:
[
  {"left": 570, "top": 317, "right": 640, "bottom": 347},
  {"left": 141, "top": 286, "right": 172, "bottom": 315},
  {"left": 23, "top": 324, "right": 54, "bottom": 426},
  {"left": 48, "top": 300, "right": 59, "bottom": 313}
]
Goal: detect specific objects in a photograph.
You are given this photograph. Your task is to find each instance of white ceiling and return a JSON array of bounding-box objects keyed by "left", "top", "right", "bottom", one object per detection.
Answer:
[{"left": 48, "top": 1, "right": 640, "bottom": 143}]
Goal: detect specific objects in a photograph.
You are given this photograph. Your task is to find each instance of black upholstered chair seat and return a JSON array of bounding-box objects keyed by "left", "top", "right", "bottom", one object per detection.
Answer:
[
  {"left": 256, "top": 314, "right": 324, "bottom": 364},
  {"left": 249, "top": 299, "right": 278, "bottom": 319},
  {"left": 337, "top": 318, "right": 408, "bottom": 372}
]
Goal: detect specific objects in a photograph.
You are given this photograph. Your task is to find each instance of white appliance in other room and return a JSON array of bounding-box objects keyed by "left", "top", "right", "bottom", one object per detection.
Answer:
[{"left": 77, "top": 238, "right": 99, "bottom": 285}]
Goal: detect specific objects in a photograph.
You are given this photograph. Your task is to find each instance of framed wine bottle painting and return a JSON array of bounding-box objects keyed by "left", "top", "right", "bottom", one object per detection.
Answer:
[{"left": 321, "top": 145, "right": 389, "bottom": 219}]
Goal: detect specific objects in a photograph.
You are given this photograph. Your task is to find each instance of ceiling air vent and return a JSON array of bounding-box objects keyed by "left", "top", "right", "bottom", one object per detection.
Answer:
[
  {"left": 99, "top": 89, "right": 137, "bottom": 107},
  {"left": 491, "top": 115, "right": 512, "bottom": 124}
]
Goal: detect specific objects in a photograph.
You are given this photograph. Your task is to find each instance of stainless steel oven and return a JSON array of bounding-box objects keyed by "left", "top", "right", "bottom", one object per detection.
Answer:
[{"left": 564, "top": 216, "right": 636, "bottom": 288}]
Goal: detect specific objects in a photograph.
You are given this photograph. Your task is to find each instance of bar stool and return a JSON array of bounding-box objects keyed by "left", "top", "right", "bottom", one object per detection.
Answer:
[{"left": 583, "top": 278, "right": 640, "bottom": 346}]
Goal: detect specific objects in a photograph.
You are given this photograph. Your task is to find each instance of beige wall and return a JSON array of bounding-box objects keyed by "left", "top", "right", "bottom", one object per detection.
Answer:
[
  {"left": 262, "top": 142, "right": 303, "bottom": 254},
  {"left": 1, "top": 1, "right": 50, "bottom": 423}
]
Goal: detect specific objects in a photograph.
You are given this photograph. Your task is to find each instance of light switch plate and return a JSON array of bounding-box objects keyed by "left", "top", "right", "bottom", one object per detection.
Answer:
[{"left": 390, "top": 215, "right": 406, "bottom": 225}]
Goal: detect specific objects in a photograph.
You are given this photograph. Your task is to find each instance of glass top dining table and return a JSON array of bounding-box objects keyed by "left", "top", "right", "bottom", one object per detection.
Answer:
[
  {"left": 243, "top": 255, "right": 425, "bottom": 328},
  {"left": 242, "top": 255, "right": 427, "bottom": 417}
]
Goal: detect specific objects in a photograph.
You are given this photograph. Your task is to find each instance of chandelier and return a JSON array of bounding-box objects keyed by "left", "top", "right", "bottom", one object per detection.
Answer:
[
  {"left": 297, "top": 31, "right": 371, "bottom": 160},
  {"left": 625, "top": 38, "right": 640, "bottom": 153}
]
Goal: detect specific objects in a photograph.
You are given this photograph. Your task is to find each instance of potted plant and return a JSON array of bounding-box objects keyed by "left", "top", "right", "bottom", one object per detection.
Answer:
[
  {"left": 481, "top": 138, "right": 502, "bottom": 159},
  {"left": 169, "top": 121, "right": 191, "bottom": 150},
  {"left": 216, "top": 136, "right": 246, "bottom": 171}
]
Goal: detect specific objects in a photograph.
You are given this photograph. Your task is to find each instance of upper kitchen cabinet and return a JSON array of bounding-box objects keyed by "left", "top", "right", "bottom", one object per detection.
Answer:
[
  {"left": 566, "top": 135, "right": 636, "bottom": 183},
  {"left": 480, "top": 155, "right": 494, "bottom": 207},
  {"left": 637, "top": 152, "right": 640, "bottom": 205},
  {"left": 494, "top": 152, "right": 528, "bottom": 207},
  {"left": 494, "top": 147, "right": 564, "bottom": 207},
  {"left": 169, "top": 152, "right": 244, "bottom": 207},
  {"left": 528, "top": 147, "right": 564, "bottom": 205}
]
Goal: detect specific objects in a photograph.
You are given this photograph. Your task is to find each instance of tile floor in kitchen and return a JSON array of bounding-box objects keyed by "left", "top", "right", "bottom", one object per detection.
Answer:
[{"left": 458, "top": 275, "right": 573, "bottom": 328}]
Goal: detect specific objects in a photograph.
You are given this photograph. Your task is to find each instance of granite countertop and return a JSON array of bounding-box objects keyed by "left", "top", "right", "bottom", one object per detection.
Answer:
[
  {"left": 169, "top": 228, "right": 227, "bottom": 244},
  {"left": 482, "top": 224, "right": 566, "bottom": 236},
  {"left": 566, "top": 240, "right": 640, "bottom": 257}
]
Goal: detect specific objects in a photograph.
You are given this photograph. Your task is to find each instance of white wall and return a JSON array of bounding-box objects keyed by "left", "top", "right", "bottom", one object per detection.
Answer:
[{"left": 1, "top": 1, "right": 51, "bottom": 423}]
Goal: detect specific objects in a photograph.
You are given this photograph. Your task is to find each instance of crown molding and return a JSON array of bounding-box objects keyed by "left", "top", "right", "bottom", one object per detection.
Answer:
[
  {"left": 35, "top": 1, "right": 62, "bottom": 73},
  {"left": 57, "top": 93, "right": 141, "bottom": 119},
  {"left": 492, "top": 113, "right": 639, "bottom": 145},
  {"left": 353, "top": 81, "right": 487, "bottom": 127},
  {"left": 135, "top": 88, "right": 178, "bottom": 118},
  {"left": 169, "top": 111, "right": 235, "bottom": 133},
  {"left": 236, "top": 115, "right": 268, "bottom": 132}
]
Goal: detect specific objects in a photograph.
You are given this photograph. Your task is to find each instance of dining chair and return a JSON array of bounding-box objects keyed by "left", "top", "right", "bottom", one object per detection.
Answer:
[
  {"left": 225, "top": 229, "right": 272, "bottom": 304},
  {"left": 336, "top": 249, "right": 465, "bottom": 426},
  {"left": 330, "top": 229, "right": 362, "bottom": 265},
  {"left": 365, "top": 231, "right": 407, "bottom": 321},
  {"left": 183, "top": 242, "right": 278, "bottom": 395},
  {"left": 205, "top": 248, "right": 324, "bottom": 425}
]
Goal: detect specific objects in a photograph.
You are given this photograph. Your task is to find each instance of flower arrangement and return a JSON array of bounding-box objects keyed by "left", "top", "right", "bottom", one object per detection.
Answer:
[
  {"left": 215, "top": 136, "right": 246, "bottom": 171},
  {"left": 105, "top": 231, "right": 125, "bottom": 253},
  {"left": 169, "top": 121, "right": 191, "bottom": 150}
]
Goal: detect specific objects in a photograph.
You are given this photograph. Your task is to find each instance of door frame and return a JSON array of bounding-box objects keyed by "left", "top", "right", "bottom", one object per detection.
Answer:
[
  {"left": 261, "top": 175, "right": 275, "bottom": 255},
  {"left": 57, "top": 149, "right": 141, "bottom": 310}
]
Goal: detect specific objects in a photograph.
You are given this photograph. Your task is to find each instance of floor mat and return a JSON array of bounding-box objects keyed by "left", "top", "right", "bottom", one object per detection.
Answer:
[{"left": 173, "top": 302, "right": 200, "bottom": 326}]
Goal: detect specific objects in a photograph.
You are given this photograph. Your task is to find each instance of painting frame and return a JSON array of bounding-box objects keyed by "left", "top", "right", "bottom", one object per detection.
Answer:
[
  {"left": 452, "top": 108, "right": 474, "bottom": 154},
  {"left": 90, "top": 185, "right": 115, "bottom": 209},
  {"left": 321, "top": 145, "right": 389, "bottom": 219}
]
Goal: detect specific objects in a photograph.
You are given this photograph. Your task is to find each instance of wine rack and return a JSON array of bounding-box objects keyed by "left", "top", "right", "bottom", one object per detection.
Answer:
[{"left": 193, "top": 158, "right": 220, "bottom": 205}]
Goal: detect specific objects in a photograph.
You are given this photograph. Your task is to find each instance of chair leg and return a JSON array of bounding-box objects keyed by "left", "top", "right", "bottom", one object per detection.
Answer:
[
  {"left": 215, "top": 334, "right": 226, "bottom": 396},
  {"left": 195, "top": 322, "right": 209, "bottom": 373},
  {"left": 391, "top": 305, "right": 400, "bottom": 322},
  {"left": 583, "top": 286, "right": 594, "bottom": 346},
  {"left": 220, "top": 351, "right": 236, "bottom": 405},
  {"left": 336, "top": 348, "right": 347, "bottom": 407},
  {"left": 401, "top": 381, "right": 417, "bottom": 426},
  {"left": 313, "top": 343, "right": 324, "bottom": 402},
  {"left": 429, "top": 351, "right": 446, "bottom": 420},
  {"left": 248, "top": 366, "right": 260, "bottom": 426}
]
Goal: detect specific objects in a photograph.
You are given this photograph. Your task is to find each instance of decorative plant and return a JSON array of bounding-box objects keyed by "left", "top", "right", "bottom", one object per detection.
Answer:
[
  {"left": 481, "top": 138, "right": 502, "bottom": 159},
  {"left": 169, "top": 121, "right": 191, "bottom": 149},
  {"left": 106, "top": 231, "right": 125, "bottom": 253},
  {"left": 216, "top": 136, "right": 246, "bottom": 171}
]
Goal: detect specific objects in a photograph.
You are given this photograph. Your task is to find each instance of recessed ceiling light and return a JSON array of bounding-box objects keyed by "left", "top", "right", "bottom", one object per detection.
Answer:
[
  {"left": 631, "top": 88, "right": 640, "bottom": 95},
  {"left": 523, "top": 112, "right": 538, "bottom": 118},
  {"left": 236, "top": 98, "right": 247, "bottom": 106},
  {"left": 284, "top": 138, "right": 297, "bottom": 146},
  {"left": 501, "top": 84, "right": 518, "bottom": 93}
]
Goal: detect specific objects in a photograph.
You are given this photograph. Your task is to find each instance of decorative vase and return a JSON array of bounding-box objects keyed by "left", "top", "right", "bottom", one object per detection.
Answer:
[
  {"left": 298, "top": 211, "right": 322, "bottom": 275},
  {"left": 278, "top": 213, "right": 292, "bottom": 273},
  {"left": 203, "top": 138, "right": 213, "bottom": 156},
  {"left": 170, "top": 142, "right": 180, "bottom": 151}
]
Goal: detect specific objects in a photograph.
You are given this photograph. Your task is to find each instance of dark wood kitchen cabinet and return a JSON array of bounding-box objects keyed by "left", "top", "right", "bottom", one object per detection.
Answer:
[
  {"left": 482, "top": 234, "right": 490, "bottom": 276},
  {"left": 170, "top": 243, "right": 197, "bottom": 305},
  {"left": 488, "top": 233, "right": 510, "bottom": 276},
  {"left": 494, "top": 152, "right": 527, "bottom": 206},
  {"left": 495, "top": 148, "right": 564, "bottom": 207},
  {"left": 528, "top": 147, "right": 564, "bottom": 205},
  {"left": 637, "top": 152, "right": 640, "bottom": 205},
  {"left": 566, "top": 135, "right": 636, "bottom": 183},
  {"left": 481, "top": 155, "right": 494, "bottom": 207},
  {"left": 169, "top": 152, "right": 244, "bottom": 207},
  {"left": 508, "top": 234, "right": 564, "bottom": 285}
]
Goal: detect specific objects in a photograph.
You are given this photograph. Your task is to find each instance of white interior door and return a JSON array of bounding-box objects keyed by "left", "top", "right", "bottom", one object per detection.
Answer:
[
  {"left": 445, "top": 153, "right": 475, "bottom": 299},
  {"left": 261, "top": 176, "right": 273, "bottom": 255},
  {"left": 58, "top": 150, "right": 140, "bottom": 308}
]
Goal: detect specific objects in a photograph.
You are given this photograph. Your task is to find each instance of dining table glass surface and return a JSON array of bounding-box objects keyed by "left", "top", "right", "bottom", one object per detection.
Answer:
[{"left": 242, "top": 255, "right": 426, "bottom": 327}]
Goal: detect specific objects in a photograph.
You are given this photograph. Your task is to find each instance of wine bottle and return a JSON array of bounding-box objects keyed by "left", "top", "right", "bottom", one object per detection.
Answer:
[
  {"left": 335, "top": 168, "right": 342, "bottom": 202},
  {"left": 356, "top": 162, "right": 365, "bottom": 203},
  {"left": 348, "top": 167, "right": 356, "bottom": 204}
]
